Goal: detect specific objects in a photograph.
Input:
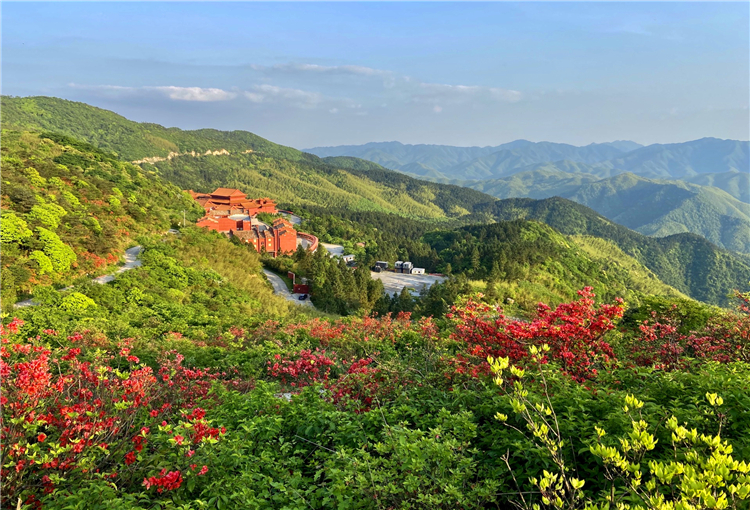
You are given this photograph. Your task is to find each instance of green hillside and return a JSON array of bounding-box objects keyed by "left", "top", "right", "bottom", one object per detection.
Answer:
[
  {"left": 2, "top": 96, "right": 497, "bottom": 220},
  {"left": 466, "top": 168, "right": 601, "bottom": 199},
  {"left": 423, "top": 220, "right": 686, "bottom": 308},
  {"left": 2, "top": 96, "right": 305, "bottom": 161},
  {"left": 565, "top": 173, "right": 750, "bottom": 254},
  {"left": 453, "top": 171, "right": 750, "bottom": 254},
  {"left": 0, "top": 129, "right": 202, "bottom": 306},
  {"left": 687, "top": 170, "right": 750, "bottom": 203},
  {"left": 480, "top": 197, "right": 750, "bottom": 306}
]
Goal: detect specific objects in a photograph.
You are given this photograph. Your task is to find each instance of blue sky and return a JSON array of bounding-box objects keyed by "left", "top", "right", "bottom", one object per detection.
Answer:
[{"left": 3, "top": 2, "right": 748, "bottom": 148}]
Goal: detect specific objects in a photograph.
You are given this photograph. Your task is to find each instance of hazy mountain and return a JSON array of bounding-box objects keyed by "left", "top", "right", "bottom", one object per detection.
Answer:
[
  {"left": 442, "top": 144, "right": 628, "bottom": 180},
  {"left": 564, "top": 173, "right": 750, "bottom": 254},
  {"left": 306, "top": 139, "right": 641, "bottom": 179},
  {"left": 600, "top": 140, "right": 644, "bottom": 152},
  {"left": 600, "top": 138, "right": 749, "bottom": 179},
  {"left": 307, "top": 137, "right": 747, "bottom": 184},
  {"left": 306, "top": 141, "right": 500, "bottom": 175},
  {"left": 479, "top": 197, "right": 750, "bottom": 306}
]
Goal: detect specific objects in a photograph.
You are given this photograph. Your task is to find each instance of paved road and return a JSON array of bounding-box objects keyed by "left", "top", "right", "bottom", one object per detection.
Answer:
[
  {"left": 321, "top": 243, "right": 345, "bottom": 257},
  {"left": 371, "top": 271, "right": 446, "bottom": 296},
  {"left": 297, "top": 237, "right": 313, "bottom": 250},
  {"left": 93, "top": 246, "right": 143, "bottom": 284},
  {"left": 280, "top": 212, "right": 303, "bottom": 225},
  {"left": 262, "top": 269, "right": 315, "bottom": 308},
  {"left": 14, "top": 245, "right": 144, "bottom": 308}
]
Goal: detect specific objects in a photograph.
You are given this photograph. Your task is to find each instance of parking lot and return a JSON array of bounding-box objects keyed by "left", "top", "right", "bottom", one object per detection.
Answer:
[{"left": 370, "top": 271, "right": 446, "bottom": 296}]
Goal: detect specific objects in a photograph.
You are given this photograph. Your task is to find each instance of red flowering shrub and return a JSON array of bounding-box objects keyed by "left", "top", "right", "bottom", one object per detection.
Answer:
[
  {"left": 267, "top": 348, "right": 336, "bottom": 388},
  {"left": 266, "top": 348, "right": 400, "bottom": 412},
  {"left": 0, "top": 319, "right": 231, "bottom": 507},
  {"left": 448, "top": 288, "right": 624, "bottom": 381},
  {"left": 327, "top": 357, "right": 399, "bottom": 413},
  {"left": 630, "top": 291, "right": 749, "bottom": 369},
  {"left": 631, "top": 314, "right": 687, "bottom": 370}
]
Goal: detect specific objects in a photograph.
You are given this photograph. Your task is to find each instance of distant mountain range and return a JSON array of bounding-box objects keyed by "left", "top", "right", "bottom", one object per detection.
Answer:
[
  {"left": 307, "top": 140, "right": 647, "bottom": 180},
  {"left": 306, "top": 138, "right": 748, "bottom": 193},
  {"left": 309, "top": 138, "right": 750, "bottom": 254}
]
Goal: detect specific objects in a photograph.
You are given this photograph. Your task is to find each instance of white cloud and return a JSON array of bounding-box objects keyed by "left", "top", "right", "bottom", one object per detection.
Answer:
[
  {"left": 151, "top": 86, "right": 236, "bottom": 102},
  {"left": 417, "top": 82, "right": 522, "bottom": 104},
  {"left": 69, "top": 63, "right": 522, "bottom": 113},
  {"left": 69, "top": 83, "right": 237, "bottom": 102},
  {"left": 244, "top": 84, "right": 324, "bottom": 108}
]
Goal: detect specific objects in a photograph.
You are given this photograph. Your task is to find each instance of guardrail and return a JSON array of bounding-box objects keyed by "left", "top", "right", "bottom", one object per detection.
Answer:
[{"left": 297, "top": 232, "right": 319, "bottom": 252}]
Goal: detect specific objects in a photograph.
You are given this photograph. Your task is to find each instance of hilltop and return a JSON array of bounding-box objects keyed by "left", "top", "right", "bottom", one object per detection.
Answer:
[
  {"left": 480, "top": 196, "right": 750, "bottom": 306},
  {"left": 2, "top": 96, "right": 497, "bottom": 220}
]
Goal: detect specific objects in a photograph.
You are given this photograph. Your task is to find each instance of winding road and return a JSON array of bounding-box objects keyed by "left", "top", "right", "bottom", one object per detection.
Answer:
[
  {"left": 14, "top": 245, "right": 143, "bottom": 308},
  {"left": 262, "top": 269, "right": 315, "bottom": 308}
]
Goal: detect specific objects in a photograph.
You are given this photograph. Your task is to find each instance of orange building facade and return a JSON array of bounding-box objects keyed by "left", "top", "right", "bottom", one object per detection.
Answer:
[
  {"left": 189, "top": 188, "right": 278, "bottom": 217},
  {"left": 190, "top": 188, "right": 296, "bottom": 257}
]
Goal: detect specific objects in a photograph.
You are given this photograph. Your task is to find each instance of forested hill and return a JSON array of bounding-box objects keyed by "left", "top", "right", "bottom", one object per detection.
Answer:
[
  {"left": 0, "top": 130, "right": 203, "bottom": 306},
  {"left": 2, "top": 96, "right": 498, "bottom": 220},
  {"left": 2, "top": 96, "right": 306, "bottom": 162},
  {"left": 563, "top": 172, "right": 750, "bottom": 254},
  {"left": 480, "top": 197, "right": 750, "bottom": 306}
]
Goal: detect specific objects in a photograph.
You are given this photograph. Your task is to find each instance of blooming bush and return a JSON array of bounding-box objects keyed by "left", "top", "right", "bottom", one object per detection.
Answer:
[
  {"left": 327, "top": 357, "right": 399, "bottom": 413},
  {"left": 630, "top": 291, "right": 750, "bottom": 370},
  {"left": 266, "top": 348, "right": 399, "bottom": 412},
  {"left": 449, "top": 288, "right": 624, "bottom": 381},
  {"left": 266, "top": 348, "right": 336, "bottom": 388},
  {"left": 0, "top": 319, "right": 230, "bottom": 508}
]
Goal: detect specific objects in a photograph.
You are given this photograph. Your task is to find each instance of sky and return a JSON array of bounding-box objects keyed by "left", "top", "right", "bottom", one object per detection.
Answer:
[{"left": 2, "top": 2, "right": 749, "bottom": 149}]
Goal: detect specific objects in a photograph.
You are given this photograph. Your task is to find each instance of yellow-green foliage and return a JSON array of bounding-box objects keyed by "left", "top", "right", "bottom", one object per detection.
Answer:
[
  {"left": 150, "top": 152, "right": 454, "bottom": 220},
  {"left": 570, "top": 236, "right": 689, "bottom": 301},
  {"left": 0, "top": 130, "right": 202, "bottom": 304},
  {"left": 588, "top": 393, "right": 750, "bottom": 510},
  {"left": 165, "top": 228, "right": 295, "bottom": 318},
  {"left": 490, "top": 352, "right": 750, "bottom": 510}
]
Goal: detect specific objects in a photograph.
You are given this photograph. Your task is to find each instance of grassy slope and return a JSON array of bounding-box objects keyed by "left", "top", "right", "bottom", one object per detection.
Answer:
[
  {"left": 0, "top": 130, "right": 203, "bottom": 305},
  {"left": 482, "top": 197, "right": 750, "bottom": 306},
  {"left": 2, "top": 96, "right": 303, "bottom": 161},
  {"left": 2, "top": 96, "right": 497, "bottom": 220},
  {"left": 564, "top": 173, "right": 750, "bottom": 254}
]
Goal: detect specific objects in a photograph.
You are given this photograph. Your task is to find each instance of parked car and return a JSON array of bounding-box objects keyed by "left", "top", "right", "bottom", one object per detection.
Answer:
[{"left": 298, "top": 294, "right": 308, "bottom": 300}]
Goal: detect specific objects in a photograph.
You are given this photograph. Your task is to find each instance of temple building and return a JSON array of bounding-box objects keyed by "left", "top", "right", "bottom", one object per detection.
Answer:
[
  {"left": 190, "top": 188, "right": 296, "bottom": 256},
  {"left": 189, "top": 188, "right": 278, "bottom": 217}
]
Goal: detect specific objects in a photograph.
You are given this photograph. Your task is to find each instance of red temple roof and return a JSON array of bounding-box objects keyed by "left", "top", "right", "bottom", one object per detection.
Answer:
[{"left": 211, "top": 188, "right": 247, "bottom": 197}]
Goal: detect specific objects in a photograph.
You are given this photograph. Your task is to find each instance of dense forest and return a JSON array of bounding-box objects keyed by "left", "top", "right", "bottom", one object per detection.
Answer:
[
  {"left": 0, "top": 130, "right": 202, "bottom": 307},
  {"left": 483, "top": 197, "right": 750, "bottom": 306}
]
